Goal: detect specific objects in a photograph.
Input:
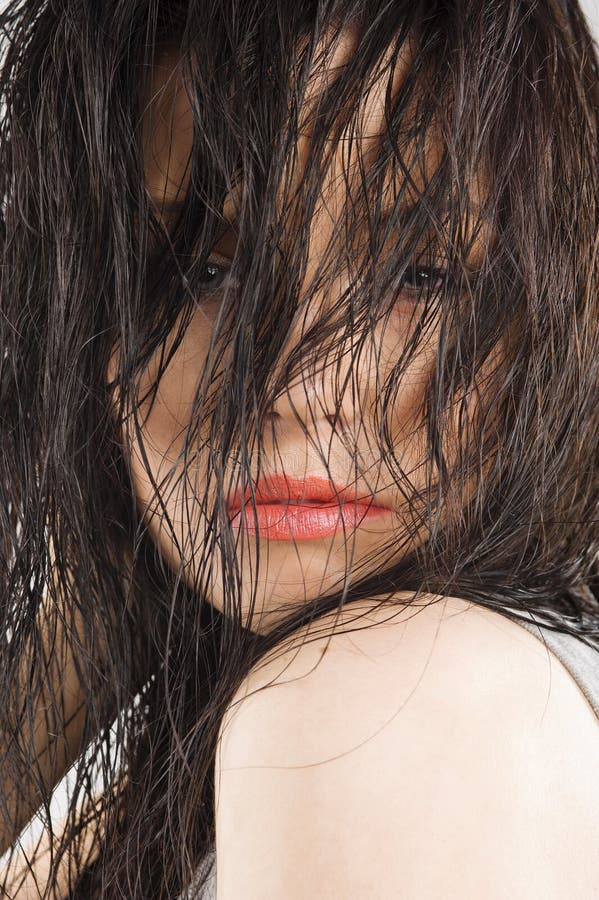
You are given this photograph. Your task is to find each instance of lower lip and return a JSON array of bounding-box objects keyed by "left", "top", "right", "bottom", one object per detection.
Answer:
[{"left": 228, "top": 502, "right": 392, "bottom": 541}]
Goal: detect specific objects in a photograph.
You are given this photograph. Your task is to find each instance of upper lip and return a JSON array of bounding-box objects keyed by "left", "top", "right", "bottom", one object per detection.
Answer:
[{"left": 227, "top": 474, "right": 390, "bottom": 511}]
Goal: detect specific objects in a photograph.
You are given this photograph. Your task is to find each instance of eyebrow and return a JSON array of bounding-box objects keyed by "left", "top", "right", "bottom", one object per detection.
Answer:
[
  {"left": 149, "top": 196, "right": 187, "bottom": 214},
  {"left": 150, "top": 191, "right": 489, "bottom": 267},
  {"left": 153, "top": 194, "right": 483, "bottom": 219}
]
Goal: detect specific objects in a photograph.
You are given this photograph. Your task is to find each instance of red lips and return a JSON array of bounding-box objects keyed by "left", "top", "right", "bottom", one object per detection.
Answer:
[{"left": 227, "top": 474, "right": 391, "bottom": 541}]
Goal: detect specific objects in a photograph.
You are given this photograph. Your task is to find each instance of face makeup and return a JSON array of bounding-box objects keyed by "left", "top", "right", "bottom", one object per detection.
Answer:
[{"left": 227, "top": 474, "right": 392, "bottom": 541}]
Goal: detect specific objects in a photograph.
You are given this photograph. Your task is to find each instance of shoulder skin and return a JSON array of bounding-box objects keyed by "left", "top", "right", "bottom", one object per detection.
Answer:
[{"left": 214, "top": 595, "right": 599, "bottom": 899}]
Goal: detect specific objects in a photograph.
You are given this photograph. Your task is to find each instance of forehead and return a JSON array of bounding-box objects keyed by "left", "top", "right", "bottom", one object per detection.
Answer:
[
  {"left": 142, "top": 30, "right": 425, "bottom": 199},
  {"left": 141, "top": 28, "right": 488, "bottom": 259}
]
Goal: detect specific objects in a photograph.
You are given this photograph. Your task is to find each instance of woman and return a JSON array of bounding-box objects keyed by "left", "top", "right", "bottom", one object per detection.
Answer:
[{"left": 0, "top": 0, "right": 598, "bottom": 896}]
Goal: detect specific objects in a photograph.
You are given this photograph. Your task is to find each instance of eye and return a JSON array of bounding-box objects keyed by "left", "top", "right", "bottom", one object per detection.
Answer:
[
  {"left": 197, "top": 260, "right": 232, "bottom": 293},
  {"left": 401, "top": 264, "right": 447, "bottom": 296}
]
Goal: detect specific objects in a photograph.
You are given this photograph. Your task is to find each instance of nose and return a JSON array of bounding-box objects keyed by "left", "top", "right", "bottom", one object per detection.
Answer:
[
  {"left": 267, "top": 355, "right": 344, "bottom": 436},
  {"left": 256, "top": 105, "right": 375, "bottom": 452},
  {"left": 260, "top": 283, "right": 370, "bottom": 455}
]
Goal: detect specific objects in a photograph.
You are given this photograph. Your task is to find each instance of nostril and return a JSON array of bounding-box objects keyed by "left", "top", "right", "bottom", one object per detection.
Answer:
[
  {"left": 324, "top": 412, "right": 348, "bottom": 434},
  {"left": 257, "top": 408, "right": 283, "bottom": 435}
]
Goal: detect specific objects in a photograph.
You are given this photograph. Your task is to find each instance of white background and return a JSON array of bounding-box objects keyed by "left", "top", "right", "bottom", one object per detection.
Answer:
[{"left": 581, "top": 0, "right": 599, "bottom": 39}]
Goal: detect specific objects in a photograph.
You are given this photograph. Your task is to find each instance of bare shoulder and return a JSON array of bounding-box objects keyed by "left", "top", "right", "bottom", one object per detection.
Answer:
[
  {"left": 215, "top": 596, "right": 599, "bottom": 899},
  {"left": 219, "top": 594, "right": 599, "bottom": 751}
]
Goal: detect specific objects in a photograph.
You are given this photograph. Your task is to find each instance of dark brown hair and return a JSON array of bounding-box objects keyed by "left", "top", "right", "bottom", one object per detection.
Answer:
[{"left": 0, "top": 0, "right": 597, "bottom": 896}]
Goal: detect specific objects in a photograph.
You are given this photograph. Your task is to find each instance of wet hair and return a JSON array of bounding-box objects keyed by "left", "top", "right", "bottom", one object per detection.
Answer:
[{"left": 0, "top": 0, "right": 597, "bottom": 896}]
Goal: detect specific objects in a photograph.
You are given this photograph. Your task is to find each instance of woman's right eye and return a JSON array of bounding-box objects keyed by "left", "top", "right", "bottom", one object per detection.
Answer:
[{"left": 198, "top": 261, "right": 231, "bottom": 292}]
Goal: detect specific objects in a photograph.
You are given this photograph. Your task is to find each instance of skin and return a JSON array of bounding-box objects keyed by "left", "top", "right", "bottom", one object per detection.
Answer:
[
  {"left": 6, "top": 26, "right": 599, "bottom": 900},
  {"left": 117, "top": 29, "right": 489, "bottom": 634},
  {"left": 215, "top": 595, "right": 599, "bottom": 898}
]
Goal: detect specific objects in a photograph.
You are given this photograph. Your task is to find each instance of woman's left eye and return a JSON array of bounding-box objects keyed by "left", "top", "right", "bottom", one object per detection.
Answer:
[{"left": 401, "top": 264, "right": 447, "bottom": 295}]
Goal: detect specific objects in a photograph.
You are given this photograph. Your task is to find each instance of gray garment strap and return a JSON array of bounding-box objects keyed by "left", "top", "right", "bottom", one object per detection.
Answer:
[
  {"left": 498, "top": 607, "right": 599, "bottom": 721},
  {"left": 180, "top": 849, "right": 216, "bottom": 900}
]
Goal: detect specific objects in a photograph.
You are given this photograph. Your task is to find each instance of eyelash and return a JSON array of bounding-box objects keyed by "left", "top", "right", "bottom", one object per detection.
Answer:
[
  {"left": 197, "top": 260, "right": 448, "bottom": 297},
  {"left": 400, "top": 264, "right": 448, "bottom": 295},
  {"left": 197, "top": 262, "right": 232, "bottom": 292}
]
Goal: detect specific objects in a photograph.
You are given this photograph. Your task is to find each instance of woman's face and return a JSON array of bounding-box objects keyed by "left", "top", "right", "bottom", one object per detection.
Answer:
[{"left": 120, "top": 33, "right": 485, "bottom": 633}]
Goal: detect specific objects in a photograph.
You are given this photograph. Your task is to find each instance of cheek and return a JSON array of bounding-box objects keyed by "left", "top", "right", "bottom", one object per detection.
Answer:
[
  {"left": 121, "top": 297, "right": 438, "bottom": 517},
  {"left": 376, "top": 300, "right": 438, "bottom": 443},
  {"left": 119, "top": 310, "right": 216, "bottom": 504}
]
